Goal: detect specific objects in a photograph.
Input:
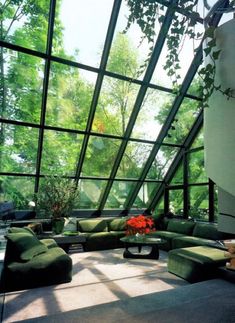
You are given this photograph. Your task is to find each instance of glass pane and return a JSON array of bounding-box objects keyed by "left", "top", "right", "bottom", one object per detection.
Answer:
[
  {"left": 191, "top": 127, "right": 204, "bottom": 149},
  {"left": 169, "top": 189, "right": 184, "bottom": 216},
  {"left": 163, "top": 98, "right": 201, "bottom": 145},
  {"left": 105, "top": 181, "right": 136, "bottom": 209},
  {"left": 131, "top": 89, "right": 175, "bottom": 141},
  {"left": 0, "top": 176, "right": 35, "bottom": 210},
  {"left": 117, "top": 142, "right": 153, "bottom": 179},
  {"left": 53, "top": 0, "right": 113, "bottom": 67},
  {"left": 170, "top": 163, "right": 183, "bottom": 185},
  {"left": 147, "top": 146, "right": 179, "bottom": 180},
  {"left": 40, "top": 130, "right": 83, "bottom": 176},
  {"left": 132, "top": 182, "right": 160, "bottom": 209},
  {"left": 151, "top": 14, "right": 203, "bottom": 88},
  {"left": 0, "top": 2, "right": 49, "bottom": 52},
  {"left": 188, "top": 149, "right": 208, "bottom": 183},
  {"left": 1, "top": 50, "right": 44, "bottom": 124},
  {"left": 92, "top": 76, "right": 140, "bottom": 136},
  {"left": 107, "top": 1, "right": 165, "bottom": 79},
  {"left": 187, "top": 74, "right": 203, "bottom": 97},
  {"left": 46, "top": 63, "right": 95, "bottom": 131},
  {"left": 106, "top": 2, "right": 166, "bottom": 80},
  {"left": 81, "top": 136, "right": 121, "bottom": 177},
  {"left": 75, "top": 179, "right": 107, "bottom": 209},
  {"left": 189, "top": 185, "right": 209, "bottom": 221},
  {"left": 0, "top": 124, "right": 38, "bottom": 174},
  {"left": 152, "top": 196, "right": 164, "bottom": 217}
]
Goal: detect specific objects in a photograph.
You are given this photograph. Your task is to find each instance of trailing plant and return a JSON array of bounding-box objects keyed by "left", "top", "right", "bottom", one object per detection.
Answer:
[
  {"left": 124, "top": 0, "right": 235, "bottom": 105},
  {"left": 198, "top": 25, "right": 235, "bottom": 108}
]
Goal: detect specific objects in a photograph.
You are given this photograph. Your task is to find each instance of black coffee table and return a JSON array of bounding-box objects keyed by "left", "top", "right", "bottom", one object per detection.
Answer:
[{"left": 120, "top": 235, "right": 166, "bottom": 260}]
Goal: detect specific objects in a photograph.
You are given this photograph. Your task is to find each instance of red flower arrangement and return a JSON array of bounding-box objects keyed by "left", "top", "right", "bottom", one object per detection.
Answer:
[{"left": 126, "top": 214, "right": 155, "bottom": 236}]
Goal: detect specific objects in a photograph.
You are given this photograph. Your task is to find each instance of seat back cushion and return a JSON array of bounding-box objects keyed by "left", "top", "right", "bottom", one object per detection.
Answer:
[
  {"left": 5, "top": 232, "right": 48, "bottom": 261},
  {"left": 108, "top": 218, "right": 127, "bottom": 231},
  {"left": 78, "top": 219, "right": 108, "bottom": 233},
  {"left": 192, "top": 223, "right": 223, "bottom": 240},
  {"left": 8, "top": 226, "right": 35, "bottom": 236},
  {"left": 167, "top": 220, "right": 195, "bottom": 235}
]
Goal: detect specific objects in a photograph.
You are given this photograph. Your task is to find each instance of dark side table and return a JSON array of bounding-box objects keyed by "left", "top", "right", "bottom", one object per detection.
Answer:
[
  {"left": 120, "top": 235, "right": 166, "bottom": 260},
  {"left": 38, "top": 232, "right": 86, "bottom": 253}
]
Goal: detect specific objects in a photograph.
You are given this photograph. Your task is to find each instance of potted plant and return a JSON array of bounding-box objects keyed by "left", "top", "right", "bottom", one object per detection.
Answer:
[{"left": 34, "top": 176, "right": 80, "bottom": 234}]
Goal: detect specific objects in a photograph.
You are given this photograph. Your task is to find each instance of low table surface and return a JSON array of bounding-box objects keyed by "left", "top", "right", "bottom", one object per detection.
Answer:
[
  {"left": 120, "top": 235, "right": 166, "bottom": 245},
  {"left": 38, "top": 231, "right": 86, "bottom": 244}
]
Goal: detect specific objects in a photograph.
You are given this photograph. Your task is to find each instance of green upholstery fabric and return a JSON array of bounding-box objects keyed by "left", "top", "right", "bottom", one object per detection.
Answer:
[
  {"left": 78, "top": 219, "right": 108, "bottom": 232},
  {"left": 41, "top": 238, "right": 58, "bottom": 249},
  {"left": 147, "top": 231, "right": 184, "bottom": 251},
  {"left": 108, "top": 218, "right": 127, "bottom": 231},
  {"left": 192, "top": 223, "right": 223, "bottom": 240},
  {"left": 8, "top": 226, "right": 35, "bottom": 236},
  {"left": 3, "top": 247, "right": 72, "bottom": 292},
  {"left": 84, "top": 232, "right": 118, "bottom": 251},
  {"left": 167, "top": 220, "right": 195, "bottom": 235},
  {"left": 5, "top": 232, "right": 48, "bottom": 261},
  {"left": 168, "top": 246, "right": 229, "bottom": 283},
  {"left": 172, "top": 236, "right": 224, "bottom": 250}
]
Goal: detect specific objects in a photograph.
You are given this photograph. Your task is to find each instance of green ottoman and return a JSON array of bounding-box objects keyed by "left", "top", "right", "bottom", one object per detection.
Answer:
[{"left": 168, "top": 246, "right": 230, "bottom": 283}]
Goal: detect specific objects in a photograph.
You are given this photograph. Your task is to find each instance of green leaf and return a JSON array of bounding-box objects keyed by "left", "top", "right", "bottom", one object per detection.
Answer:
[
  {"left": 212, "top": 50, "right": 221, "bottom": 60},
  {"left": 204, "top": 47, "right": 211, "bottom": 56},
  {"left": 204, "top": 27, "right": 215, "bottom": 39}
]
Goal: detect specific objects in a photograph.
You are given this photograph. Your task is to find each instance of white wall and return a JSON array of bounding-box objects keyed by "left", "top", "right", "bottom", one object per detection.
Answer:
[{"left": 204, "top": 19, "right": 235, "bottom": 197}]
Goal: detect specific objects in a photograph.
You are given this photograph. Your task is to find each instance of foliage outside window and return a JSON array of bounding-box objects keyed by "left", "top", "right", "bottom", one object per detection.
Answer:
[{"left": 189, "top": 185, "right": 209, "bottom": 221}]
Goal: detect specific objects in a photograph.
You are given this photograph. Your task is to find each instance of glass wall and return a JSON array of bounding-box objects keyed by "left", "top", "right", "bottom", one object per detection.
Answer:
[{"left": 0, "top": 0, "right": 220, "bottom": 218}]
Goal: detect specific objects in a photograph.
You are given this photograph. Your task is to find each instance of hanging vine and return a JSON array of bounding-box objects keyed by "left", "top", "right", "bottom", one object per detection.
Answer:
[{"left": 123, "top": 0, "right": 235, "bottom": 106}]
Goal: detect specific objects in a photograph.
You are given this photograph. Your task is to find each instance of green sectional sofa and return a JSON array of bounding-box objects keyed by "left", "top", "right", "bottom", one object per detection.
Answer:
[
  {"left": 151, "top": 219, "right": 226, "bottom": 251},
  {"left": 77, "top": 217, "right": 127, "bottom": 251},
  {"left": 9, "top": 216, "right": 234, "bottom": 284},
  {"left": 149, "top": 218, "right": 231, "bottom": 283},
  {"left": 1, "top": 227, "right": 72, "bottom": 292}
]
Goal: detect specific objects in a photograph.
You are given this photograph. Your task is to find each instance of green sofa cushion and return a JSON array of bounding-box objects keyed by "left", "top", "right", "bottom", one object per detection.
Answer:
[
  {"left": 192, "top": 223, "right": 222, "bottom": 240},
  {"left": 108, "top": 218, "right": 127, "bottom": 231},
  {"left": 168, "top": 246, "right": 229, "bottom": 283},
  {"left": 41, "top": 238, "right": 58, "bottom": 249},
  {"left": 4, "top": 247, "right": 72, "bottom": 292},
  {"left": 167, "top": 220, "right": 195, "bottom": 235},
  {"left": 148, "top": 231, "right": 184, "bottom": 251},
  {"left": 78, "top": 219, "right": 108, "bottom": 232},
  {"left": 169, "top": 246, "right": 229, "bottom": 264},
  {"left": 172, "top": 236, "right": 224, "bottom": 250},
  {"left": 6, "top": 232, "right": 48, "bottom": 261},
  {"left": 8, "top": 226, "right": 35, "bottom": 236}
]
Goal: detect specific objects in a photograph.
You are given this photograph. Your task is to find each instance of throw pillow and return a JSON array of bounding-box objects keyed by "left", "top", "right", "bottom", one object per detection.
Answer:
[
  {"left": 63, "top": 217, "right": 77, "bottom": 232},
  {"left": 5, "top": 232, "right": 48, "bottom": 261}
]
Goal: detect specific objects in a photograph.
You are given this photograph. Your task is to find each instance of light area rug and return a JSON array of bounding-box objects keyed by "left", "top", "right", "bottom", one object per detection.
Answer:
[{"left": 2, "top": 248, "right": 188, "bottom": 322}]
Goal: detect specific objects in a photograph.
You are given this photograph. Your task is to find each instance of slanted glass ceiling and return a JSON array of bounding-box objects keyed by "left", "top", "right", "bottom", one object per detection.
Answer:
[{"left": 0, "top": 0, "right": 230, "bottom": 218}]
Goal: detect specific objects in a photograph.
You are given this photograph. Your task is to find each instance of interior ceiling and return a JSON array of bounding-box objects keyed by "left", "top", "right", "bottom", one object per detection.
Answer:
[{"left": 0, "top": 0, "right": 229, "bottom": 215}]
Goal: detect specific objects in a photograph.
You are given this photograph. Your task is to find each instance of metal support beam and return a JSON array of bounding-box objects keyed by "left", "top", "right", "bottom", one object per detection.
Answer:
[
  {"left": 98, "top": 1, "right": 178, "bottom": 211},
  {"left": 74, "top": 0, "right": 122, "bottom": 186},
  {"left": 34, "top": 0, "right": 57, "bottom": 193},
  {"left": 148, "top": 110, "right": 203, "bottom": 213},
  {"left": 126, "top": 0, "right": 229, "bottom": 214}
]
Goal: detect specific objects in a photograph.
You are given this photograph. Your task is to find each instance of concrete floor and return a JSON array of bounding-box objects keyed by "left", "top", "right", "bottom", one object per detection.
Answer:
[{"left": 2, "top": 248, "right": 189, "bottom": 322}]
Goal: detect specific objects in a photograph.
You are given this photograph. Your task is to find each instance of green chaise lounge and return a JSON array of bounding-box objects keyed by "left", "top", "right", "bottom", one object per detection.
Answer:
[{"left": 1, "top": 227, "right": 72, "bottom": 292}]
